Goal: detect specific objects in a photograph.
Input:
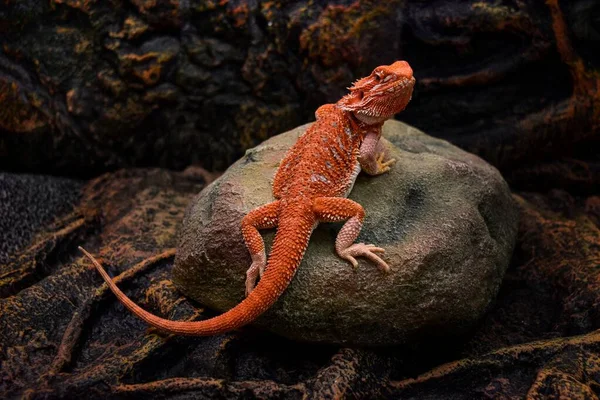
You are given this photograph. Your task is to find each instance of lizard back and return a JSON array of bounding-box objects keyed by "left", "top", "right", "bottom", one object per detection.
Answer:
[{"left": 273, "top": 104, "right": 364, "bottom": 200}]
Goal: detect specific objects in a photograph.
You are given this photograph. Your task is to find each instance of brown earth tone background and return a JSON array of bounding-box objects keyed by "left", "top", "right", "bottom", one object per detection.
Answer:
[
  {"left": 1, "top": 0, "right": 600, "bottom": 399},
  {"left": 0, "top": 0, "right": 598, "bottom": 190},
  {"left": 1, "top": 169, "right": 599, "bottom": 399}
]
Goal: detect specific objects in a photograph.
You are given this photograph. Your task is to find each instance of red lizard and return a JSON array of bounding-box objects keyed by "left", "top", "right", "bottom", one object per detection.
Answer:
[{"left": 79, "top": 60, "right": 416, "bottom": 336}]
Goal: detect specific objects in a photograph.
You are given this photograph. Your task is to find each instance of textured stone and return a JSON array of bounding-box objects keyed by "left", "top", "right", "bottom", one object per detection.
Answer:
[
  {"left": 0, "top": 173, "right": 82, "bottom": 265},
  {"left": 1, "top": 1, "right": 598, "bottom": 180},
  {"left": 174, "top": 120, "right": 519, "bottom": 346},
  {"left": 2, "top": 168, "right": 599, "bottom": 398}
]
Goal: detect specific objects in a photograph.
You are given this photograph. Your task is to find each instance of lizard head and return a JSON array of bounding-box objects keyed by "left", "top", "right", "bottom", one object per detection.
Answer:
[{"left": 338, "top": 61, "right": 415, "bottom": 125}]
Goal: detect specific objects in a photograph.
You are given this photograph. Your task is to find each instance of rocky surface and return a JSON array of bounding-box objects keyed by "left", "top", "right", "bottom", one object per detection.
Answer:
[
  {"left": 0, "top": 168, "right": 599, "bottom": 398},
  {"left": 1, "top": 1, "right": 599, "bottom": 396},
  {"left": 0, "top": 0, "right": 598, "bottom": 180},
  {"left": 174, "top": 120, "right": 519, "bottom": 346},
  {"left": 0, "top": 173, "right": 82, "bottom": 265}
]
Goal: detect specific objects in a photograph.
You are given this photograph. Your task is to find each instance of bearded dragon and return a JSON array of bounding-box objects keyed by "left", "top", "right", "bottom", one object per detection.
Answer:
[{"left": 79, "top": 60, "right": 416, "bottom": 336}]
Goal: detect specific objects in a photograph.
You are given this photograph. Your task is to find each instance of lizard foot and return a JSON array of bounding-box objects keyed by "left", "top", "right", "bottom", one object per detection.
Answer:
[
  {"left": 375, "top": 152, "right": 396, "bottom": 174},
  {"left": 339, "top": 243, "right": 390, "bottom": 273},
  {"left": 245, "top": 252, "right": 267, "bottom": 296}
]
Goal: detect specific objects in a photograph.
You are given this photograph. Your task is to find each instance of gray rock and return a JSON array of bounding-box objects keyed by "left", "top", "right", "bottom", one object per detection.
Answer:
[{"left": 173, "top": 120, "right": 519, "bottom": 346}]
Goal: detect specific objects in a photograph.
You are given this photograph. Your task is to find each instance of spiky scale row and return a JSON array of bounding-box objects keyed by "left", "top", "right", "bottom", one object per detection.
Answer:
[{"left": 79, "top": 61, "right": 416, "bottom": 336}]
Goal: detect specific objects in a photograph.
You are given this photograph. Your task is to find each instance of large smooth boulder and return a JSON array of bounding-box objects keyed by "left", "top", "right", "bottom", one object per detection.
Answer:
[{"left": 173, "top": 120, "right": 519, "bottom": 346}]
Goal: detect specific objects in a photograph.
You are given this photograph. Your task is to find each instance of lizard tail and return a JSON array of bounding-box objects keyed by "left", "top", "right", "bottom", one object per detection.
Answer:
[{"left": 78, "top": 208, "right": 315, "bottom": 336}]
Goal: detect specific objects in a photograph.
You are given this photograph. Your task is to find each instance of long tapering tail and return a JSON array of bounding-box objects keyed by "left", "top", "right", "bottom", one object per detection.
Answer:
[{"left": 78, "top": 212, "right": 314, "bottom": 335}]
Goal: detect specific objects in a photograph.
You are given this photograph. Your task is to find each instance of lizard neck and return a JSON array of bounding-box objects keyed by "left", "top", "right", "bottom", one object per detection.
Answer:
[{"left": 341, "top": 106, "right": 384, "bottom": 140}]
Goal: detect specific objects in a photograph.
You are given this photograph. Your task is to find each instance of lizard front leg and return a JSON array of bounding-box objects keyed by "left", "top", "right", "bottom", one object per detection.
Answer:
[
  {"left": 313, "top": 197, "right": 390, "bottom": 272},
  {"left": 241, "top": 201, "right": 280, "bottom": 295},
  {"left": 359, "top": 128, "right": 396, "bottom": 175}
]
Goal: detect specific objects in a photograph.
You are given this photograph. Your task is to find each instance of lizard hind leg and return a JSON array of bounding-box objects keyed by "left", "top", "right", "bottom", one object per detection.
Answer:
[
  {"left": 241, "top": 201, "right": 280, "bottom": 295},
  {"left": 313, "top": 197, "right": 390, "bottom": 273}
]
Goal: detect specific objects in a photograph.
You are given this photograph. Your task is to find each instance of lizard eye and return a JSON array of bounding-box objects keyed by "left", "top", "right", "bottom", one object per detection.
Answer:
[{"left": 356, "top": 90, "right": 364, "bottom": 99}]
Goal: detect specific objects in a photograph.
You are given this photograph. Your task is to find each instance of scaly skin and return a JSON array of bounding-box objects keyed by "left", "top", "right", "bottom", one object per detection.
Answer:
[{"left": 79, "top": 61, "right": 416, "bottom": 336}]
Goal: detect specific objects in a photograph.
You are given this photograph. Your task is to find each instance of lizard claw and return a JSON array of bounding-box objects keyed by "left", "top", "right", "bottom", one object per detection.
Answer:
[
  {"left": 245, "top": 252, "right": 267, "bottom": 296},
  {"left": 376, "top": 152, "right": 396, "bottom": 174},
  {"left": 339, "top": 243, "right": 390, "bottom": 273}
]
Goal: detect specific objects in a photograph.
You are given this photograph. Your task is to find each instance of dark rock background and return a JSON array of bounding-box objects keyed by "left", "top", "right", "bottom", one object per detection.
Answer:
[
  {"left": 1, "top": 169, "right": 599, "bottom": 399},
  {"left": 1, "top": 0, "right": 599, "bottom": 399},
  {"left": 0, "top": 0, "right": 598, "bottom": 187}
]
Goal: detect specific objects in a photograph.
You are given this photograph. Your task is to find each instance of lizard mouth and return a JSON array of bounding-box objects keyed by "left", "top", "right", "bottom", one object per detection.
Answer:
[
  {"left": 381, "top": 76, "right": 415, "bottom": 95},
  {"left": 354, "top": 76, "right": 415, "bottom": 123}
]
